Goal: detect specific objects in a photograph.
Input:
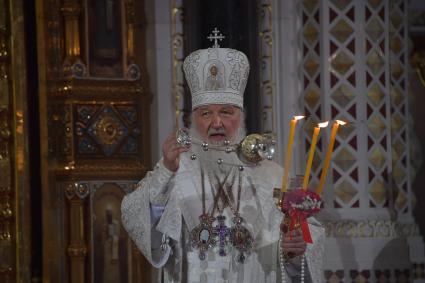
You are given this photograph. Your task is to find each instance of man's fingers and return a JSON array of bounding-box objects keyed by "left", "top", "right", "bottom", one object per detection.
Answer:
[
  {"left": 165, "top": 134, "right": 176, "bottom": 143},
  {"left": 162, "top": 132, "right": 190, "bottom": 172},
  {"left": 281, "top": 239, "right": 307, "bottom": 256},
  {"left": 166, "top": 144, "right": 189, "bottom": 156},
  {"left": 280, "top": 224, "right": 303, "bottom": 235},
  {"left": 163, "top": 136, "right": 190, "bottom": 165},
  {"left": 176, "top": 146, "right": 190, "bottom": 153},
  {"left": 284, "top": 234, "right": 303, "bottom": 242},
  {"left": 282, "top": 242, "right": 306, "bottom": 250},
  {"left": 283, "top": 247, "right": 306, "bottom": 256},
  {"left": 164, "top": 142, "right": 182, "bottom": 154},
  {"left": 281, "top": 231, "right": 307, "bottom": 253},
  {"left": 165, "top": 146, "right": 186, "bottom": 160},
  {"left": 281, "top": 237, "right": 306, "bottom": 246},
  {"left": 285, "top": 229, "right": 302, "bottom": 236},
  {"left": 283, "top": 245, "right": 306, "bottom": 251},
  {"left": 163, "top": 136, "right": 177, "bottom": 149},
  {"left": 166, "top": 146, "right": 188, "bottom": 158}
]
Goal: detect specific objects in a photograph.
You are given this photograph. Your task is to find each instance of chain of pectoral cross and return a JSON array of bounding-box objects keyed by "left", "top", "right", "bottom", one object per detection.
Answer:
[{"left": 208, "top": 170, "right": 240, "bottom": 256}]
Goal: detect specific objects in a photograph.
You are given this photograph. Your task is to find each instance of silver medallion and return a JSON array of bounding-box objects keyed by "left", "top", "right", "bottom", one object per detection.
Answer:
[
  {"left": 190, "top": 214, "right": 216, "bottom": 260},
  {"left": 230, "top": 215, "right": 253, "bottom": 263},
  {"left": 176, "top": 128, "right": 191, "bottom": 146}
]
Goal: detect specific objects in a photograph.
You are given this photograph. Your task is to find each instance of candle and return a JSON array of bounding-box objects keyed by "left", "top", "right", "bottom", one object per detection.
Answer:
[
  {"left": 303, "top": 121, "right": 329, "bottom": 190},
  {"left": 316, "top": 120, "right": 346, "bottom": 195},
  {"left": 281, "top": 116, "right": 305, "bottom": 193}
]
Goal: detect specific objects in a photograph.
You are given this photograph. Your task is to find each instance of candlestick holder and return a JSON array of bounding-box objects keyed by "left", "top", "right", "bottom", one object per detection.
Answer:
[
  {"left": 278, "top": 175, "right": 303, "bottom": 260},
  {"left": 275, "top": 176, "right": 322, "bottom": 261}
]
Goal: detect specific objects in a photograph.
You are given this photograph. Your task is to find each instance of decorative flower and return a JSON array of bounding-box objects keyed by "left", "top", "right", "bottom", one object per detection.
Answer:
[
  {"left": 281, "top": 189, "right": 322, "bottom": 217},
  {"left": 280, "top": 189, "right": 323, "bottom": 243}
]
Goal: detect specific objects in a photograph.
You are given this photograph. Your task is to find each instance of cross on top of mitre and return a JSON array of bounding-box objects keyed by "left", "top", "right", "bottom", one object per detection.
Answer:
[{"left": 207, "top": 28, "right": 225, "bottom": 48}]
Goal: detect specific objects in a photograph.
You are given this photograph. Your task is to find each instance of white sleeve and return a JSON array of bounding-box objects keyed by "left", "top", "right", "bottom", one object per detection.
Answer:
[
  {"left": 150, "top": 204, "right": 172, "bottom": 268},
  {"left": 146, "top": 159, "right": 175, "bottom": 205},
  {"left": 121, "top": 161, "right": 181, "bottom": 268},
  {"left": 122, "top": 158, "right": 175, "bottom": 205}
]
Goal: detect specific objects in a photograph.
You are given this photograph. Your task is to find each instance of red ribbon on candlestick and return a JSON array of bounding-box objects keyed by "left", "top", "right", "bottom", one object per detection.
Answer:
[
  {"left": 281, "top": 189, "right": 322, "bottom": 244},
  {"left": 288, "top": 210, "right": 313, "bottom": 243}
]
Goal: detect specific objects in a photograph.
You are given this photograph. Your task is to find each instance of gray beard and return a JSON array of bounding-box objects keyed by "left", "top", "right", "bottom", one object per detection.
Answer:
[
  {"left": 189, "top": 124, "right": 246, "bottom": 179},
  {"left": 189, "top": 118, "right": 247, "bottom": 145}
]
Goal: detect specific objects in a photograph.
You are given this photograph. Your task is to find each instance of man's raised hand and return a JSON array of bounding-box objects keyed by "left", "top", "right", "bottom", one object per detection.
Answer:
[{"left": 162, "top": 133, "right": 190, "bottom": 172}]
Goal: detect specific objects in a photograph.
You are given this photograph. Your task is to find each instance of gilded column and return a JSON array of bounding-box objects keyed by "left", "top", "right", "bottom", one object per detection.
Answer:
[
  {"left": 61, "top": 0, "right": 86, "bottom": 77},
  {"left": 0, "top": 6, "right": 13, "bottom": 279},
  {"left": 124, "top": 0, "right": 141, "bottom": 80},
  {"left": 170, "top": 0, "right": 184, "bottom": 128},
  {"left": 65, "top": 183, "right": 88, "bottom": 283},
  {"left": 0, "top": 2, "right": 13, "bottom": 280},
  {"left": 0, "top": 0, "right": 31, "bottom": 281},
  {"left": 37, "top": 0, "right": 150, "bottom": 281}
]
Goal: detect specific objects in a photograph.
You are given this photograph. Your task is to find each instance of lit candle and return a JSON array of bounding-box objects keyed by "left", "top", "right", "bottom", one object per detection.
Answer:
[
  {"left": 281, "top": 116, "right": 305, "bottom": 193},
  {"left": 316, "top": 120, "right": 346, "bottom": 195},
  {"left": 303, "top": 121, "right": 329, "bottom": 190}
]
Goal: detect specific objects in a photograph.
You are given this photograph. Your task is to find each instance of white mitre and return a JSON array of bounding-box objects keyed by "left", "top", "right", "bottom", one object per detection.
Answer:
[{"left": 183, "top": 47, "right": 250, "bottom": 110}]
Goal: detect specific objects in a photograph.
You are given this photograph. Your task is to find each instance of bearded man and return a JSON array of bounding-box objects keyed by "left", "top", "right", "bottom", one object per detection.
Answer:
[{"left": 121, "top": 46, "right": 325, "bottom": 282}]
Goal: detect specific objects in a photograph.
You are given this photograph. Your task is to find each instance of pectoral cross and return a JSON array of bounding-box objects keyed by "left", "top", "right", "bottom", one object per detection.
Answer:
[
  {"left": 213, "top": 215, "right": 229, "bottom": 256},
  {"left": 207, "top": 28, "right": 225, "bottom": 48}
]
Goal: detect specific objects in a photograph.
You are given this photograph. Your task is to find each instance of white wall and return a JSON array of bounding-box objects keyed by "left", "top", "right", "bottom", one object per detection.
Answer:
[
  {"left": 273, "top": 0, "right": 304, "bottom": 172},
  {"left": 144, "top": 0, "right": 175, "bottom": 165}
]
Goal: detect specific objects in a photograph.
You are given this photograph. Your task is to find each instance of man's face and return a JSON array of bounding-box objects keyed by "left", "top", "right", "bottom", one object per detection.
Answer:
[{"left": 193, "top": 104, "right": 242, "bottom": 143}]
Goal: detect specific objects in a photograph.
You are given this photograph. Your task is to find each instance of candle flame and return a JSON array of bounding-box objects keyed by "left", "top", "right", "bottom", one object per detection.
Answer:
[
  {"left": 293, "top": 115, "right": 305, "bottom": 121},
  {"left": 318, "top": 121, "right": 329, "bottom": 128},
  {"left": 336, "top": 120, "right": 346, "bottom": 125}
]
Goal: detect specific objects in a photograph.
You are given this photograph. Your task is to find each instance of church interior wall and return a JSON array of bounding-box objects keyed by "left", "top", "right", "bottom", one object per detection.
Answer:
[
  {"left": 2, "top": 0, "right": 425, "bottom": 282},
  {"left": 141, "top": 0, "right": 175, "bottom": 165}
]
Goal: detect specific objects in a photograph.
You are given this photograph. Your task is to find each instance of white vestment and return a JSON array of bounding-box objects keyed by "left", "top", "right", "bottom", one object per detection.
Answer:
[{"left": 121, "top": 152, "right": 325, "bottom": 282}]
